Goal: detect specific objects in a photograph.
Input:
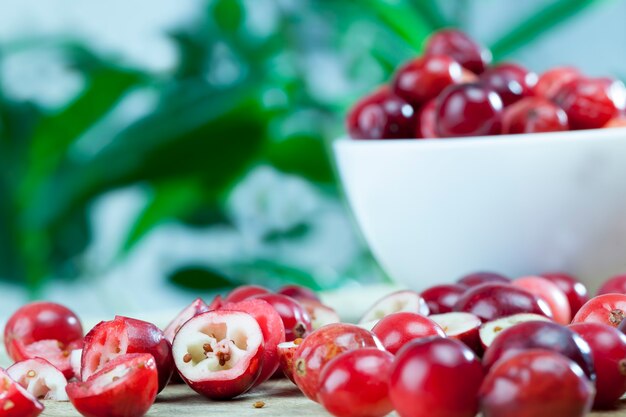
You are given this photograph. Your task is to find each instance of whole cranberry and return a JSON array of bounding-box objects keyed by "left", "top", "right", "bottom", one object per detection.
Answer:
[
  {"left": 572, "top": 293, "right": 626, "bottom": 328},
  {"left": 250, "top": 293, "right": 313, "bottom": 341},
  {"left": 512, "top": 276, "right": 571, "bottom": 324},
  {"left": 597, "top": 274, "right": 626, "bottom": 295},
  {"left": 540, "top": 272, "right": 589, "bottom": 316},
  {"left": 293, "top": 323, "right": 383, "bottom": 401},
  {"left": 347, "top": 87, "right": 417, "bottom": 139},
  {"left": 482, "top": 320, "right": 595, "bottom": 381},
  {"left": 424, "top": 29, "right": 492, "bottom": 74},
  {"left": 277, "top": 285, "right": 320, "bottom": 303},
  {"left": 435, "top": 83, "right": 503, "bottom": 137},
  {"left": 319, "top": 348, "right": 394, "bottom": 417},
  {"left": 389, "top": 337, "right": 484, "bottom": 417},
  {"left": 480, "top": 63, "right": 537, "bottom": 106},
  {"left": 571, "top": 322, "right": 626, "bottom": 409},
  {"left": 502, "top": 97, "right": 568, "bottom": 134},
  {"left": 554, "top": 77, "right": 626, "bottom": 130},
  {"left": 393, "top": 55, "right": 463, "bottom": 105},
  {"left": 421, "top": 284, "right": 467, "bottom": 314},
  {"left": 453, "top": 283, "right": 552, "bottom": 322},
  {"left": 371, "top": 312, "right": 445, "bottom": 354},
  {"left": 457, "top": 271, "right": 509, "bottom": 288},
  {"left": 416, "top": 99, "right": 438, "bottom": 138},
  {"left": 534, "top": 67, "right": 581, "bottom": 100},
  {"left": 224, "top": 285, "right": 270, "bottom": 303},
  {"left": 479, "top": 350, "right": 594, "bottom": 417}
]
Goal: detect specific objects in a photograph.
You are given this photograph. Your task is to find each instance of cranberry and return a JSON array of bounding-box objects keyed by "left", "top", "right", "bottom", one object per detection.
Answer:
[
  {"left": 293, "top": 323, "right": 383, "bottom": 401},
  {"left": 224, "top": 285, "right": 270, "bottom": 303},
  {"left": 299, "top": 300, "right": 340, "bottom": 330},
  {"left": 250, "top": 293, "right": 313, "bottom": 341},
  {"left": 502, "top": 97, "right": 568, "bottom": 134},
  {"left": 541, "top": 272, "right": 589, "bottom": 316},
  {"left": 359, "top": 290, "right": 429, "bottom": 324},
  {"left": 371, "top": 312, "right": 445, "bottom": 354},
  {"left": 393, "top": 55, "right": 463, "bottom": 105},
  {"left": 480, "top": 63, "right": 537, "bottom": 106},
  {"left": 597, "top": 273, "right": 626, "bottom": 295},
  {"left": 424, "top": 29, "right": 492, "bottom": 74},
  {"left": 512, "top": 276, "right": 571, "bottom": 324},
  {"left": 482, "top": 320, "right": 595, "bottom": 381},
  {"left": 454, "top": 283, "right": 552, "bottom": 322},
  {"left": 554, "top": 77, "right": 626, "bottom": 130},
  {"left": 347, "top": 87, "right": 417, "bottom": 139},
  {"left": 0, "top": 368, "right": 44, "bottom": 417},
  {"left": 319, "top": 348, "right": 394, "bottom": 417},
  {"left": 534, "top": 67, "right": 581, "bottom": 100},
  {"left": 479, "top": 350, "right": 594, "bottom": 417},
  {"left": 572, "top": 293, "right": 626, "bottom": 327},
  {"left": 389, "top": 337, "right": 484, "bottom": 417},
  {"left": 277, "top": 339, "right": 302, "bottom": 384},
  {"left": 277, "top": 285, "right": 320, "bottom": 303},
  {"left": 429, "top": 312, "right": 482, "bottom": 355},
  {"left": 421, "top": 284, "right": 467, "bottom": 314},
  {"left": 7, "top": 357, "right": 68, "bottom": 401},
  {"left": 163, "top": 298, "right": 209, "bottom": 343},
  {"left": 457, "top": 271, "right": 509, "bottom": 288},
  {"left": 479, "top": 313, "right": 550, "bottom": 350},
  {"left": 435, "top": 83, "right": 503, "bottom": 137},
  {"left": 571, "top": 322, "right": 626, "bottom": 409},
  {"left": 416, "top": 99, "right": 437, "bottom": 138}
]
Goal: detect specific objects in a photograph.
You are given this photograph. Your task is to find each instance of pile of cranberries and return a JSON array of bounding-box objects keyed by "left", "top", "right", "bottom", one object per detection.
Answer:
[
  {"left": 347, "top": 29, "right": 626, "bottom": 139},
  {"left": 4, "top": 273, "right": 626, "bottom": 417}
]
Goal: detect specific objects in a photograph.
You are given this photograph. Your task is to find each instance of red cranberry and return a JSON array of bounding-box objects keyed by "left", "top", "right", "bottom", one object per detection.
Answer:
[
  {"left": 224, "top": 285, "right": 270, "bottom": 303},
  {"left": 319, "top": 348, "right": 394, "bottom": 417},
  {"left": 597, "top": 274, "right": 626, "bottom": 295},
  {"left": 421, "top": 284, "right": 467, "bottom": 314},
  {"left": 572, "top": 293, "right": 626, "bottom": 328},
  {"left": 424, "top": 29, "right": 492, "bottom": 74},
  {"left": 453, "top": 283, "right": 552, "bottom": 322},
  {"left": 479, "top": 313, "right": 550, "bottom": 350},
  {"left": 534, "top": 67, "right": 581, "bottom": 100},
  {"left": 371, "top": 312, "right": 445, "bottom": 355},
  {"left": 480, "top": 63, "right": 537, "bottom": 106},
  {"left": 479, "top": 350, "right": 594, "bottom": 417},
  {"left": 416, "top": 99, "right": 438, "bottom": 138},
  {"left": 457, "top": 272, "right": 509, "bottom": 288},
  {"left": 389, "top": 337, "right": 484, "bottom": 417},
  {"left": 502, "top": 97, "right": 568, "bottom": 134},
  {"left": 512, "top": 276, "right": 571, "bottom": 324},
  {"left": 553, "top": 77, "right": 626, "bottom": 130},
  {"left": 277, "top": 285, "right": 320, "bottom": 303},
  {"left": 482, "top": 320, "right": 595, "bottom": 381},
  {"left": 347, "top": 87, "right": 417, "bottom": 139},
  {"left": 541, "top": 272, "right": 589, "bottom": 316},
  {"left": 393, "top": 55, "right": 463, "bottom": 105},
  {"left": 571, "top": 322, "right": 626, "bottom": 409},
  {"left": 250, "top": 294, "right": 313, "bottom": 341},
  {"left": 435, "top": 83, "right": 503, "bottom": 137},
  {"left": 430, "top": 312, "right": 482, "bottom": 355}
]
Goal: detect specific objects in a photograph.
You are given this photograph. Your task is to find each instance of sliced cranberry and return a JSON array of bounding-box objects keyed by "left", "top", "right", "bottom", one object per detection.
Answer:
[
  {"left": 7, "top": 358, "right": 68, "bottom": 401},
  {"left": 421, "top": 284, "right": 467, "bottom": 314},
  {"left": 534, "top": 67, "right": 581, "bottom": 100},
  {"left": 346, "top": 87, "right": 417, "bottom": 139},
  {"left": 480, "top": 63, "right": 537, "bottom": 106},
  {"left": 541, "top": 272, "right": 589, "bottom": 316},
  {"left": 299, "top": 300, "right": 340, "bottom": 330},
  {"left": 502, "top": 97, "right": 568, "bottom": 134},
  {"left": 572, "top": 293, "right": 626, "bottom": 327},
  {"left": 359, "top": 290, "right": 429, "bottom": 324},
  {"left": 458, "top": 271, "right": 509, "bottom": 288},
  {"left": 250, "top": 293, "right": 312, "bottom": 341},
  {"left": 371, "top": 312, "right": 445, "bottom": 355},
  {"left": 424, "top": 29, "right": 492, "bottom": 74},
  {"left": 479, "top": 313, "right": 551, "bottom": 350},
  {"left": 597, "top": 274, "right": 626, "bottom": 295},
  {"left": 277, "top": 338, "right": 302, "bottom": 384},
  {"left": 392, "top": 55, "right": 463, "bottom": 105},
  {"left": 416, "top": 99, "right": 438, "bottom": 138},
  {"left": 0, "top": 368, "right": 44, "bottom": 417},
  {"left": 429, "top": 312, "right": 482, "bottom": 355},
  {"left": 163, "top": 298, "right": 209, "bottom": 343},
  {"left": 512, "top": 276, "right": 571, "bottom": 324},
  {"left": 435, "top": 83, "right": 503, "bottom": 137},
  {"left": 224, "top": 285, "right": 270, "bottom": 303}
]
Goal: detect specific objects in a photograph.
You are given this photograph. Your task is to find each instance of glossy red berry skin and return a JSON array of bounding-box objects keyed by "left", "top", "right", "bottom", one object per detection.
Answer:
[
  {"left": 570, "top": 322, "right": 626, "bottom": 409},
  {"left": 393, "top": 55, "right": 463, "bottom": 106},
  {"left": 424, "top": 29, "right": 492, "bottom": 74},
  {"left": 480, "top": 63, "right": 537, "bottom": 107},
  {"left": 224, "top": 285, "right": 270, "bottom": 303},
  {"left": 416, "top": 99, "right": 438, "bottom": 138},
  {"left": 482, "top": 320, "right": 595, "bottom": 381},
  {"left": 502, "top": 97, "right": 568, "bottom": 134},
  {"left": 372, "top": 312, "right": 445, "bottom": 355},
  {"left": 421, "top": 284, "right": 467, "bottom": 314},
  {"left": 534, "top": 67, "right": 581, "bottom": 100},
  {"left": 251, "top": 293, "right": 313, "bottom": 341},
  {"left": 454, "top": 283, "right": 552, "bottom": 322},
  {"left": 435, "top": 83, "right": 503, "bottom": 137},
  {"left": 347, "top": 87, "right": 417, "bottom": 139},
  {"left": 540, "top": 272, "right": 589, "bottom": 316},
  {"left": 479, "top": 350, "right": 594, "bottom": 417},
  {"left": 553, "top": 77, "right": 626, "bottom": 130},
  {"left": 0, "top": 368, "right": 44, "bottom": 417},
  {"left": 277, "top": 285, "right": 320, "bottom": 303},
  {"left": 597, "top": 274, "right": 626, "bottom": 295},
  {"left": 390, "top": 337, "right": 484, "bottom": 417},
  {"left": 319, "top": 348, "right": 394, "bottom": 417},
  {"left": 512, "top": 276, "right": 571, "bottom": 324},
  {"left": 572, "top": 293, "right": 626, "bottom": 328},
  {"left": 457, "top": 272, "right": 509, "bottom": 288}
]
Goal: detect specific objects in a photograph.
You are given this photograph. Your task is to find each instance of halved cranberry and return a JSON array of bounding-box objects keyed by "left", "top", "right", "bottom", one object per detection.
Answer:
[
  {"left": 480, "top": 63, "right": 537, "bottom": 106},
  {"left": 479, "top": 313, "right": 551, "bottom": 350},
  {"left": 250, "top": 293, "right": 312, "bottom": 341},
  {"left": 572, "top": 293, "right": 626, "bottom": 327},
  {"left": 277, "top": 338, "right": 302, "bottom": 384},
  {"left": 359, "top": 290, "right": 429, "bottom": 324},
  {"left": 424, "top": 29, "right": 492, "bottom": 74},
  {"left": 392, "top": 55, "right": 463, "bottom": 105},
  {"left": 429, "top": 312, "right": 482, "bottom": 355},
  {"left": 346, "top": 87, "right": 417, "bottom": 139},
  {"left": 597, "top": 274, "right": 626, "bottom": 295},
  {"left": 534, "top": 67, "right": 581, "bottom": 100},
  {"left": 299, "top": 300, "right": 340, "bottom": 330},
  {"left": 512, "top": 276, "right": 571, "bottom": 324},
  {"left": 319, "top": 348, "right": 394, "bottom": 417},
  {"left": 66, "top": 353, "right": 158, "bottom": 417},
  {"left": 502, "top": 97, "right": 568, "bottom": 134},
  {"left": 479, "top": 350, "right": 594, "bottom": 417},
  {"left": 224, "top": 285, "right": 270, "bottom": 303},
  {"left": 0, "top": 368, "right": 44, "bottom": 417},
  {"left": 541, "top": 272, "right": 589, "bottom": 316},
  {"left": 458, "top": 272, "right": 509, "bottom": 288},
  {"left": 554, "top": 77, "right": 626, "bottom": 130},
  {"left": 421, "top": 284, "right": 467, "bottom": 314},
  {"left": 7, "top": 358, "right": 68, "bottom": 401},
  {"left": 172, "top": 310, "right": 264, "bottom": 399},
  {"left": 390, "top": 337, "right": 484, "bottom": 417},
  {"left": 81, "top": 316, "right": 173, "bottom": 392},
  {"left": 416, "top": 99, "right": 438, "bottom": 138},
  {"left": 277, "top": 285, "right": 320, "bottom": 303},
  {"left": 371, "top": 312, "right": 445, "bottom": 354},
  {"left": 163, "top": 298, "right": 209, "bottom": 343}
]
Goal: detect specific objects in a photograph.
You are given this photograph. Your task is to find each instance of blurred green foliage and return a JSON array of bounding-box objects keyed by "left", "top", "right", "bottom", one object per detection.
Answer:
[{"left": 0, "top": 0, "right": 607, "bottom": 293}]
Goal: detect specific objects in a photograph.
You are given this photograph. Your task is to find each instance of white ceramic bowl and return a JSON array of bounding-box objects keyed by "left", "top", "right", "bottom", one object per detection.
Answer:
[{"left": 334, "top": 128, "right": 626, "bottom": 291}]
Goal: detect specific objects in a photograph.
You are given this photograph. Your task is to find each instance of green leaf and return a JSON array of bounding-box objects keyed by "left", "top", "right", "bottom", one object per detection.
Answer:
[
  {"left": 265, "top": 133, "right": 335, "bottom": 184},
  {"left": 231, "top": 259, "right": 322, "bottom": 290},
  {"left": 490, "top": 0, "right": 607, "bottom": 60},
  {"left": 168, "top": 265, "right": 235, "bottom": 291},
  {"left": 211, "top": 0, "right": 244, "bottom": 32},
  {"left": 407, "top": 0, "right": 450, "bottom": 29}
]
